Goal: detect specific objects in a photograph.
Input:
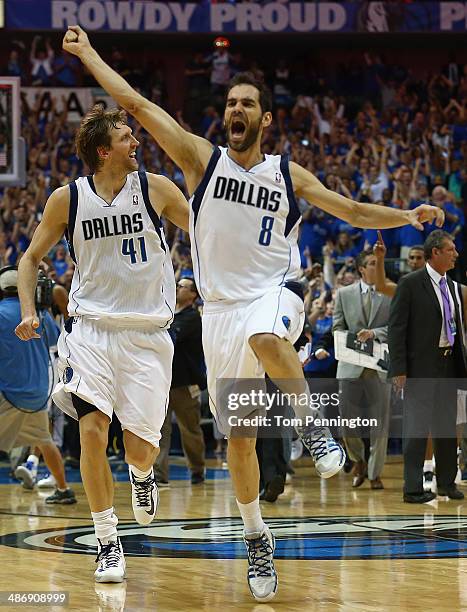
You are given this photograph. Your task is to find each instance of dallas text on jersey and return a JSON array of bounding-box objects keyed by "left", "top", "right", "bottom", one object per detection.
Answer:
[
  {"left": 213, "top": 176, "right": 281, "bottom": 212},
  {"left": 81, "top": 212, "right": 144, "bottom": 241}
]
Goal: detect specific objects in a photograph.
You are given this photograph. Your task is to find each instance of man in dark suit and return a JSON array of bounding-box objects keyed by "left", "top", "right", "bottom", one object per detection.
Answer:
[
  {"left": 389, "top": 230, "right": 467, "bottom": 503},
  {"left": 155, "top": 278, "right": 206, "bottom": 486}
]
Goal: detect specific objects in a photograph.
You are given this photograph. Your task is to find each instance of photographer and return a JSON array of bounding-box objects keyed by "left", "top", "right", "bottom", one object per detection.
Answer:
[{"left": 0, "top": 266, "right": 75, "bottom": 504}]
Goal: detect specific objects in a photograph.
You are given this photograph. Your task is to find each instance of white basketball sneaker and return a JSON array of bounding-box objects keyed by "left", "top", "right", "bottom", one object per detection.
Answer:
[
  {"left": 37, "top": 474, "right": 57, "bottom": 488},
  {"left": 94, "top": 538, "right": 126, "bottom": 583},
  {"left": 297, "top": 424, "right": 346, "bottom": 478},
  {"left": 14, "top": 459, "right": 38, "bottom": 490},
  {"left": 244, "top": 526, "right": 278, "bottom": 602},
  {"left": 129, "top": 467, "right": 158, "bottom": 526}
]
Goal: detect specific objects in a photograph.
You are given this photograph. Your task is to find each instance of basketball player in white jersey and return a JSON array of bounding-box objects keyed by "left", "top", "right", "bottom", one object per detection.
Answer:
[
  {"left": 62, "top": 27, "right": 444, "bottom": 601},
  {"left": 15, "top": 104, "right": 189, "bottom": 583}
]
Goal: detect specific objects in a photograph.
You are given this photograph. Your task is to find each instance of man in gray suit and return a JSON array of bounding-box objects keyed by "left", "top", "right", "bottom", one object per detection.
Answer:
[{"left": 333, "top": 248, "right": 392, "bottom": 489}]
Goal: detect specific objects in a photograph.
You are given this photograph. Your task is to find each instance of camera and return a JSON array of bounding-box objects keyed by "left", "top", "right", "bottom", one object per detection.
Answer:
[{"left": 35, "top": 270, "right": 54, "bottom": 311}]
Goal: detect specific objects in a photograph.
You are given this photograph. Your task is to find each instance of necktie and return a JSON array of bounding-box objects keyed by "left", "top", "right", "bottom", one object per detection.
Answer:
[
  {"left": 363, "top": 287, "right": 373, "bottom": 323},
  {"left": 439, "top": 277, "right": 455, "bottom": 346}
]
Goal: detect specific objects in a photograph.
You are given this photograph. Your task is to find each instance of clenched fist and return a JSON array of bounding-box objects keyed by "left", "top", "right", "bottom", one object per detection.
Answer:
[{"left": 15, "top": 315, "right": 41, "bottom": 340}]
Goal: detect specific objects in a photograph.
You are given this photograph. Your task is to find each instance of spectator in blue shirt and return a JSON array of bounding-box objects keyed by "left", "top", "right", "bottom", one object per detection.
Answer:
[{"left": 0, "top": 267, "right": 76, "bottom": 504}]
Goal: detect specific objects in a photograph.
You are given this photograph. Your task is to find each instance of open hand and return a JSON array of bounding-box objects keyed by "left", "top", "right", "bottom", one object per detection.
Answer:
[{"left": 408, "top": 204, "right": 444, "bottom": 231}]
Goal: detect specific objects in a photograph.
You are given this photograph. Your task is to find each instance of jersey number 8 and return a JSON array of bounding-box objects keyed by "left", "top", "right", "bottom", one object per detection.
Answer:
[{"left": 258, "top": 215, "right": 274, "bottom": 247}]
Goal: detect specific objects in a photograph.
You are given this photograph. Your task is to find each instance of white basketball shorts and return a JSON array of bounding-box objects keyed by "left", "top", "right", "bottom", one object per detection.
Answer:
[
  {"left": 52, "top": 316, "right": 174, "bottom": 447},
  {"left": 202, "top": 284, "right": 305, "bottom": 436}
]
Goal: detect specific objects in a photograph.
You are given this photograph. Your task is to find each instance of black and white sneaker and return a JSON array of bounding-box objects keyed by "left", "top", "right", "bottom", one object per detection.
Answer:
[
  {"left": 244, "top": 526, "right": 278, "bottom": 602},
  {"left": 94, "top": 538, "right": 126, "bottom": 583},
  {"left": 297, "top": 424, "right": 346, "bottom": 478},
  {"left": 45, "top": 488, "right": 77, "bottom": 504},
  {"left": 129, "top": 467, "right": 158, "bottom": 525}
]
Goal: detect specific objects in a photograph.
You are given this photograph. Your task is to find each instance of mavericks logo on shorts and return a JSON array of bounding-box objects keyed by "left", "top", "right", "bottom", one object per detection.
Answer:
[{"left": 63, "top": 367, "right": 74, "bottom": 384}]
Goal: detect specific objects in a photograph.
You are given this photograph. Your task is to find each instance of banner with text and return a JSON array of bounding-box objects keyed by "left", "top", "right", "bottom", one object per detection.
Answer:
[
  {"left": 21, "top": 87, "right": 115, "bottom": 123},
  {"left": 6, "top": 1, "right": 467, "bottom": 34}
]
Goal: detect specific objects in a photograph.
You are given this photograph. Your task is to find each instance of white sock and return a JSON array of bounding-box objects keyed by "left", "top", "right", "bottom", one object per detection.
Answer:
[
  {"left": 26, "top": 454, "right": 39, "bottom": 474},
  {"left": 92, "top": 507, "right": 118, "bottom": 544},
  {"left": 129, "top": 465, "right": 153, "bottom": 480},
  {"left": 237, "top": 497, "right": 265, "bottom": 535},
  {"left": 424, "top": 460, "right": 433, "bottom": 473}
]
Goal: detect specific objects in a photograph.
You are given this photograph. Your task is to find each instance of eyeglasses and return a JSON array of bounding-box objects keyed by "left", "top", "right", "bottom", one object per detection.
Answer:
[{"left": 408, "top": 255, "right": 423, "bottom": 260}]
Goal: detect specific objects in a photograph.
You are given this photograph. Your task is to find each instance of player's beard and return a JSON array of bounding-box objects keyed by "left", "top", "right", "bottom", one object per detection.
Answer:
[{"left": 226, "top": 116, "right": 262, "bottom": 152}]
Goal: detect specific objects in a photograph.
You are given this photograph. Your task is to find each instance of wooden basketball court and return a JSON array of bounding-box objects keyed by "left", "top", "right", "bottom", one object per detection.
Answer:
[{"left": 1, "top": 455, "right": 466, "bottom": 611}]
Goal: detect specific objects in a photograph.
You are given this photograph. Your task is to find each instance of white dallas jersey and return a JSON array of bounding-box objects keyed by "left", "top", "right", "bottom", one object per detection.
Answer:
[
  {"left": 189, "top": 147, "right": 301, "bottom": 303},
  {"left": 66, "top": 172, "right": 175, "bottom": 327}
]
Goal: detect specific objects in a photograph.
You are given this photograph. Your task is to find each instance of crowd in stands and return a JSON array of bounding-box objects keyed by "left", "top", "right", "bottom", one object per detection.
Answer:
[
  {"left": 1, "top": 33, "right": 466, "bottom": 499},
  {"left": 2, "top": 39, "right": 466, "bottom": 366}
]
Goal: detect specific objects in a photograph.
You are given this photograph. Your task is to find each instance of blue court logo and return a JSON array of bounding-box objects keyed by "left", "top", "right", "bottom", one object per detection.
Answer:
[
  {"left": 63, "top": 367, "right": 74, "bottom": 384},
  {"left": 2, "top": 516, "right": 466, "bottom": 560}
]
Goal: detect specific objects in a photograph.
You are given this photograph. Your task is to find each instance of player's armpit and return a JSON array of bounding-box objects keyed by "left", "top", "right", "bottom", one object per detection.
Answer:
[{"left": 147, "top": 173, "right": 189, "bottom": 232}]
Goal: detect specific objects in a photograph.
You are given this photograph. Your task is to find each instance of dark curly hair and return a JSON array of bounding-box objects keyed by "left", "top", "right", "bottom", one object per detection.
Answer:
[{"left": 226, "top": 72, "right": 272, "bottom": 114}]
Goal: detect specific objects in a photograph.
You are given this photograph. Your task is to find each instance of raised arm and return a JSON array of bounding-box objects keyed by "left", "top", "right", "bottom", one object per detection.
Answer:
[
  {"left": 147, "top": 173, "right": 189, "bottom": 233},
  {"left": 16, "top": 186, "right": 69, "bottom": 340},
  {"left": 63, "top": 26, "right": 212, "bottom": 194},
  {"left": 373, "top": 231, "right": 396, "bottom": 298},
  {"left": 290, "top": 161, "right": 444, "bottom": 231}
]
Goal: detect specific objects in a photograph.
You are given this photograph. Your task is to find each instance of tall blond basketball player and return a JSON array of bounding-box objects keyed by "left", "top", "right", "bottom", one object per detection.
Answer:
[
  {"left": 15, "top": 105, "right": 189, "bottom": 583},
  {"left": 63, "top": 26, "right": 444, "bottom": 602}
]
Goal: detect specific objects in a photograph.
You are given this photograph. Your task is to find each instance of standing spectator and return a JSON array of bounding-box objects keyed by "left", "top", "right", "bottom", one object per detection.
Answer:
[
  {"left": 374, "top": 232, "right": 425, "bottom": 297},
  {"left": 30, "top": 36, "right": 54, "bottom": 86},
  {"left": 210, "top": 37, "right": 231, "bottom": 98},
  {"left": 333, "top": 249, "right": 392, "bottom": 490},
  {"left": 389, "top": 230, "right": 467, "bottom": 503},
  {"left": 155, "top": 278, "right": 206, "bottom": 486}
]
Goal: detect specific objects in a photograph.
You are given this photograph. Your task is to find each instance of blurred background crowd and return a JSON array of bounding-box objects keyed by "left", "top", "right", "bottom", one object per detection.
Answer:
[{"left": 1, "top": 34, "right": 466, "bottom": 335}]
